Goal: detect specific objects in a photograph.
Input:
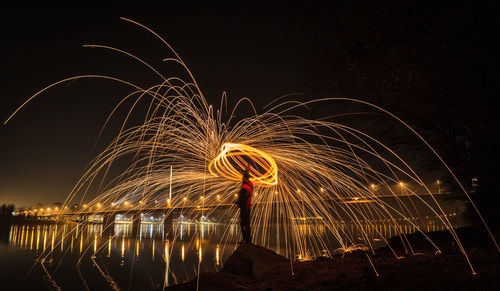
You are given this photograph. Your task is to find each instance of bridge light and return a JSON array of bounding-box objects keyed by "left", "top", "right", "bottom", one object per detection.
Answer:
[
  {"left": 216, "top": 195, "right": 220, "bottom": 200},
  {"left": 83, "top": 204, "right": 87, "bottom": 208},
  {"left": 55, "top": 207, "right": 59, "bottom": 211},
  {"left": 200, "top": 196, "right": 204, "bottom": 200},
  {"left": 320, "top": 188, "right": 324, "bottom": 192},
  {"left": 47, "top": 208, "right": 51, "bottom": 211},
  {"left": 183, "top": 197, "right": 187, "bottom": 201},
  {"left": 96, "top": 203, "right": 101, "bottom": 208},
  {"left": 371, "top": 184, "right": 375, "bottom": 189},
  {"left": 124, "top": 201, "right": 129, "bottom": 206}
]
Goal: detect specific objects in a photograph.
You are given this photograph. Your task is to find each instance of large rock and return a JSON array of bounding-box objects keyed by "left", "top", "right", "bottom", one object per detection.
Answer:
[
  {"left": 166, "top": 243, "right": 288, "bottom": 291},
  {"left": 222, "top": 243, "right": 288, "bottom": 277}
]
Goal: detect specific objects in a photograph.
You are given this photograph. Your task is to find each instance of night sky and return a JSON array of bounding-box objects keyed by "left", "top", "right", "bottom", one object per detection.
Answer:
[
  {"left": 1, "top": 2, "right": 314, "bottom": 206},
  {"left": 1, "top": 1, "right": 498, "bottom": 210}
]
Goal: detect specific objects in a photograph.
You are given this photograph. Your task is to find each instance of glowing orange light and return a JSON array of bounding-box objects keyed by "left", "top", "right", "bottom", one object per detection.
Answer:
[{"left": 209, "top": 143, "right": 278, "bottom": 187}]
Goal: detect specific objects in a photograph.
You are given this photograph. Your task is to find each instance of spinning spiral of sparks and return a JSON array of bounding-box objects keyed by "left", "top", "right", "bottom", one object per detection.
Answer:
[{"left": 208, "top": 143, "right": 278, "bottom": 186}]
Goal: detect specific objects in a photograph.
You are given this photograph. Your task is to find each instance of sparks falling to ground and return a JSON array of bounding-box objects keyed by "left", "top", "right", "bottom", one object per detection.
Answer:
[{"left": 5, "top": 18, "right": 499, "bottom": 287}]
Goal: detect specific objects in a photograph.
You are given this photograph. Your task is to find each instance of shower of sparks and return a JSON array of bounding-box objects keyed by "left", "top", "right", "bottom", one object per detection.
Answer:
[{"left": 6, "top": 17, "right": 499, "bottom": 287}]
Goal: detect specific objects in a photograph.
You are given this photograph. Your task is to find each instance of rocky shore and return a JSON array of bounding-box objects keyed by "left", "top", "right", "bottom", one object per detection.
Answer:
[{"left": 167, "top": 226, "right": 499, "bottom": 290}]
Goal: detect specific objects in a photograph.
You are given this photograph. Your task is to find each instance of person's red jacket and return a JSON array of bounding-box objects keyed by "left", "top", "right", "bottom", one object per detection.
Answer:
[{"left": 238, "top": 181, "right": 253, "bottom": 209}]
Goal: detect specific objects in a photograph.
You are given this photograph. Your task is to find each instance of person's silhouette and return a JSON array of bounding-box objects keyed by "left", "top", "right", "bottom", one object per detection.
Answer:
[{"left": 236, "top": 164, "right": 253, "bottom": 243}]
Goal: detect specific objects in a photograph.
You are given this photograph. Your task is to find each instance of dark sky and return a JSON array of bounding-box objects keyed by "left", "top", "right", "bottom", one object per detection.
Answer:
[{"left": 0, "top": 2, "right": 318, "bottom": 206}]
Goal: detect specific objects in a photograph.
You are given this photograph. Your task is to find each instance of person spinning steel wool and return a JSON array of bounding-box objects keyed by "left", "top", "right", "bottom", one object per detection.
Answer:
[{"left": 236, "top": 164, "right": 253, "bottom": 243}]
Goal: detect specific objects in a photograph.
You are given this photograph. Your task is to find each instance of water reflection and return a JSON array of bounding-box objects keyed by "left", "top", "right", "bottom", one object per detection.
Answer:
[{"left": 4, "top": 218, "right": 457, "bottom": 289}]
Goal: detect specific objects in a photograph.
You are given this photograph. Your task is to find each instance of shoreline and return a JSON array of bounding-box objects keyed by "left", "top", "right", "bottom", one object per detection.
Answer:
[{"left": 166, "top": 225, "right": 500, "bottom": 290}]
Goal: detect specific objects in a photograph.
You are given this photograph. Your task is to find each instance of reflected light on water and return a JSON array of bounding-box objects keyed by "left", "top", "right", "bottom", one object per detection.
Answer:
[
  {"left": 108, "top": 237, "right": 111, "bottom": 257},
  {"left": 121, "top": 237, "right": 125, "bottom": 258},
  {"left": 3, "top": 219, "right": 453, "bottom": 289},
  {"left": 30, "top": 228, "right": 34, "bottom": 250},
  {"left": 216, "top": 244, "right": 220, "bottom": 266},
  {"left": 152, "top": 240, "right": 155, "bottom": 260},
  {"left": 43, "top": 231, "right": 47, "bottom": 250},
  {"left": 36, "top": 228, "right": 40, "bottom": 251}
]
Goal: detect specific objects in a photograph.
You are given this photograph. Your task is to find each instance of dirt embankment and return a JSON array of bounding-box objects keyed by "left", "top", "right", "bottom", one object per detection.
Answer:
[{"left": 167, "top": 226, "right": 499, "bottom": 290}]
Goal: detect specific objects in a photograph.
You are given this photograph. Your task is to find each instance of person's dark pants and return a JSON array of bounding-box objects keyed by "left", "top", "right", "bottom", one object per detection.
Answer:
[{"left": 239, "top": 207, "right": 252, "bottom": 242}]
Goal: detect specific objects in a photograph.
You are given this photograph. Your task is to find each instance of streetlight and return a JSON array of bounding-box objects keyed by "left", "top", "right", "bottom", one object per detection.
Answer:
[{"left": 437, "top": 180, "right": 441, "bottom": 194}]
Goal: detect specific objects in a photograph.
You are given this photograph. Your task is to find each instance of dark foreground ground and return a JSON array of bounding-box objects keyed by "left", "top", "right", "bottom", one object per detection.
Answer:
[{"left": 167, "top": 226, "right": 499, "bottom": 290}]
